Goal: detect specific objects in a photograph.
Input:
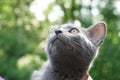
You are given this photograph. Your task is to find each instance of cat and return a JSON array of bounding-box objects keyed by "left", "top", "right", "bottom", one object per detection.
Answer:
[{"left": 31, "top": 22, "right": 107, "bottom": 80}]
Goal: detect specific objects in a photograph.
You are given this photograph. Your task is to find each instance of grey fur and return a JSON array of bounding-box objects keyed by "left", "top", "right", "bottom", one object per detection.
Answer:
[{"left": 31, "top": 23, "right": 106, "bottom": 80}]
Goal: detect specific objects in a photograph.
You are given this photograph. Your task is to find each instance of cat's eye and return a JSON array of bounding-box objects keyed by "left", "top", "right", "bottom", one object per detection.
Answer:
[{"left": 69, "top": 28, "right": 79, "bottom": 35}]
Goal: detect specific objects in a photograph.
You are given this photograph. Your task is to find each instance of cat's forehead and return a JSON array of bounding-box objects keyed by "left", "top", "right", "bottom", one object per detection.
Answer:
[{"left": 59, "top": 23, "right": 80, "bottom": 29}]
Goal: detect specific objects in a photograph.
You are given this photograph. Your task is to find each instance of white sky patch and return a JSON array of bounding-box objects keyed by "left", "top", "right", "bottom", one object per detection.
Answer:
[
  {"left": 118, "top": 32, "right": 120, "bottom": 37},
  {"left": 30, "top": 0, "right": 55, "bottom": 21},
  {"left": 81, "top": 0, "right": 91, "bottom": 7},
  {"left": 91, "top": 0, "right": 98, "bottom": 8},
  {"left": 48, "top": 5, "right": 64, "bottom": 22},
  {"left": 74, "top": 20, "right": 81, "bottom": 27},
  {"left": 113, "top": 0, "right": 120, "bottom": 15},
  {"left": 91, "top": 8, "right": 99, "bottom": 16},
  {"left": 81, "top": 8, "right": 91, "bottom": 17}
]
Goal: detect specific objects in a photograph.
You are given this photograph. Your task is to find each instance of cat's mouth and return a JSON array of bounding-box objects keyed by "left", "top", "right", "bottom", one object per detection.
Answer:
[
  {"left": 50, "top": 35, "right": 73, "bottom": 50},
  {"left": 52, "top": 36, "right": 66, "bottom": 45}
]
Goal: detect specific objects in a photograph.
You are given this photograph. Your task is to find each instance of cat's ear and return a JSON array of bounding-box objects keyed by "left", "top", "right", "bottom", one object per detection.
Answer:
[{"left": 87, "top": 22, "right": 107, "bottom": 46}]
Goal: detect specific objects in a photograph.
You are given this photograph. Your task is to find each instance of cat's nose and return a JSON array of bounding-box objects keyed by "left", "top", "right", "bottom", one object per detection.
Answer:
[{"left": 55, "top": 30, "right": 62, "bottom": 35}]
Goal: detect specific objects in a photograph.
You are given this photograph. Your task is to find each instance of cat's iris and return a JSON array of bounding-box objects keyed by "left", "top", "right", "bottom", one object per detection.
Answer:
[{"left": 69, "top": 28, "right": 79, "bottom": 35}]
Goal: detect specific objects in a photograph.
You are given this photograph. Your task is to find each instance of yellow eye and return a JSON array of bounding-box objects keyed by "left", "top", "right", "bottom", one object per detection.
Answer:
[{"left": 69, "top": 28, "right": 79, "bottom": 35}]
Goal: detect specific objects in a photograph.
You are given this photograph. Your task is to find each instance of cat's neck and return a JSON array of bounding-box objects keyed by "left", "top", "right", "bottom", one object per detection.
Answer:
[{"left": 49, "top": 52, "right": 88, "bottom": 79}]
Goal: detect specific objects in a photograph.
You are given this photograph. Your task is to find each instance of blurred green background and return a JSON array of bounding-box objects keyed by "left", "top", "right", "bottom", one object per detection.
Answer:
[{"left": 0, "top": 0, "right": 120, "bottom": 80}]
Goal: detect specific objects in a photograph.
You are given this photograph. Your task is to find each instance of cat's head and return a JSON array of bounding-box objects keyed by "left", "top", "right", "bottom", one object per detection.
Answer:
[{"left": 46, "top": 22, "right": 106, "bottom": 63}]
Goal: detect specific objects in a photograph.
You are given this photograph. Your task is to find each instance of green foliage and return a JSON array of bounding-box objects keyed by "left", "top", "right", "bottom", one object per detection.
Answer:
[{"left": 0, "top": 0, "right": 120, "bottom": 80}]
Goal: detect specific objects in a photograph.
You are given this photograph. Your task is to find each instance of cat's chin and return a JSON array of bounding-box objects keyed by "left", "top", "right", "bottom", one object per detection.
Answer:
[
  {"left": 48, "top": 34, "right": 74, "bottom": 50},
  {"left": 53, "top": 38, "right": 65, "bottom": 45},
  {"left": 49, "top": 34, "right": 64, "bottom": 44},
  {"left": 49, "top": 38, "right": 72, "bottom": 50},
  {"left": 54, "top": 40, "right": 73, "bottom": 51}
]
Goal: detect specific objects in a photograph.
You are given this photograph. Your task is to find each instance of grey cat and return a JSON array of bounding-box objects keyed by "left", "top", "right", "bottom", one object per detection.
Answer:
[{"left": 31, "top": 22, "right": 107, "bottom": 80}]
